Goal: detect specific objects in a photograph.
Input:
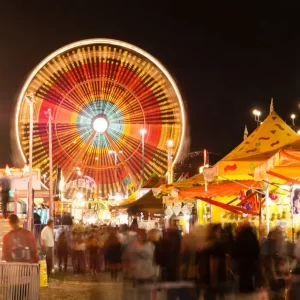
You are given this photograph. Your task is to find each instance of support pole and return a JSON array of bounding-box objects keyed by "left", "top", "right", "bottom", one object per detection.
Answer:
[
  {"left": 114, "top": 152, "right": 118, "bottom": 185},
  {"left": 290, "top": 184, "right": 295, "bottom": 242},
  {"left": 167, "top": 145, "right": 173, "bottom": 184},
  {"left": 265, "top": 178, "right": 270, "bottom": 234},
  {"left": 141, "top": 132, "right": 145, "bottom": 185},
  {"left": 48, "top": 109, "right": 54, "bottom": 220},
  {"left": 25, "top": 94, "right": 34, "bottom": 231}
]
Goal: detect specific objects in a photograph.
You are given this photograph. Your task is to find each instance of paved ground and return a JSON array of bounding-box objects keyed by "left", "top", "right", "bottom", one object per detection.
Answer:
[
  {"left": 40, "top": 272, "right": 169, "bottom": 300},
  {"left": 40, "top": 273, "right": 124, "bottom": 300}
]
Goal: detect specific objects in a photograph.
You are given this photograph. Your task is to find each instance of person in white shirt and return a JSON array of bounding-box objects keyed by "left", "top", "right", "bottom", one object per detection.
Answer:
[{"left": 41, "top": 220, "right": 54, "bottom": 279}]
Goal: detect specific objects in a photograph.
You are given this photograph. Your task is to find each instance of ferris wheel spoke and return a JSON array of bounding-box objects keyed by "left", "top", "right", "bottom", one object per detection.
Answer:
[
  {"left": 104, "top": 131, "right": 139, "bottom": 186},
  {"left": 63, "top": 131, "right": 96, "bottom": 182}
]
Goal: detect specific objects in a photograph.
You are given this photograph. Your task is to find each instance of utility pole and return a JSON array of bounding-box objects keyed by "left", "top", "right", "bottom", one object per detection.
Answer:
[
  {"left": 46, "top": 108, "right": 54, "bottom": 219},
  {"left": 25, "top": 93, "right": 34, "bottom": 231}
]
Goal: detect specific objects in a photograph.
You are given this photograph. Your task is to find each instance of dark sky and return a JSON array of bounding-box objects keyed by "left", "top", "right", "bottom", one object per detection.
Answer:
[{"left": 1, "top": 2, "right": 300, "bottom": 166}]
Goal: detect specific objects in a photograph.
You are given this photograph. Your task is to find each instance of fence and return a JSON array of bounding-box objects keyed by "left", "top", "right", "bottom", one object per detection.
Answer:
[{"left": 0, "top": 262, "right": 39, "bottom": 300}]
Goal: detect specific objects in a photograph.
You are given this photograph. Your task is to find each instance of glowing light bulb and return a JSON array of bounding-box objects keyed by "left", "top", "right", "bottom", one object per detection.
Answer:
[
  {"left": 167, "top": 139, "right": 174, "bottom": 148},
  {"left": 140, "top": 128, "right": 147, "bottom": 135},
  {"left": 93, "top": 117, "right": 108, "bottom": 133}
]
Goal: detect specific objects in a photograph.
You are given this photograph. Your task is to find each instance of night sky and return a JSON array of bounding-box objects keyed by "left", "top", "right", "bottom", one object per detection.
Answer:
[{"left": 1, "top": 2, "right": 300, "bottom": 166}]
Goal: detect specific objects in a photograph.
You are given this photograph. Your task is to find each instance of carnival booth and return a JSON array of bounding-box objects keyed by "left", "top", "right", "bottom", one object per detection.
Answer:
[
  {"left": 117, "top": 190, "right": 164, "bottom": 231},
  {"left": 199, "top": 107, "right": 300, "bottom": 237},
  {"left": 0, "top": 165, "right": 47, "bottom": 218},
  {"left": 254, "top": 140, "right": 300, "bottom": 238}
]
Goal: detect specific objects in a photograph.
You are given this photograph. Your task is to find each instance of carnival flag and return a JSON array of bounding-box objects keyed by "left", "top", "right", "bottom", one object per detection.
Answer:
[
  {"left": 123, "top": 175, "right": 131, "bottom": 186},
  {"left": 176, "top": 173, "right": 184, "bottom": 182}
]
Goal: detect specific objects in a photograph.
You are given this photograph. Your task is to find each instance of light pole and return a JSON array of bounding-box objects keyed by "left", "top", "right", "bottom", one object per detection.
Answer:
[
  {"left": 167, "top": 139, "right": 174, "bottom": 184},
  {"left": 25, "top": 93, "right": 34, "bottom": 231},
  {"left": 108, "top": 150, "right": 123, "bottom": 165},
  {"left": 108, "top": 150, "right": 123, "bottom": 184},
  {"left": 291, "top": 114, "right": 296, "bottom": 130},
  {"left": 140, "top": 129, "right": 147, "bottom": 185},
  {"left": 253, "top": 110, "right": 261, "bottom": 127},
  {"left": 45, "top": 108, "right": 53, "bottom": 220}
]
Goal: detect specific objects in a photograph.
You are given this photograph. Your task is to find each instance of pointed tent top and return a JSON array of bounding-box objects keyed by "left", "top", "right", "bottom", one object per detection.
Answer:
[
  {"left": 223, "top": 110, "right": 299, "bottom": 161},
  {"left": 243, "top": 125, "right": 248, "bottom": 140},
  {"left": 270, "top": 97, "right": 274, "bottom": 113}
]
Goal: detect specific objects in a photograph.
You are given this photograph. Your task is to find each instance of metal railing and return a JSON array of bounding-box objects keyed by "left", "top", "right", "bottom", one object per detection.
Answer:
[{"left": 0, "top": 262, "right": 39, "bottom": 300}]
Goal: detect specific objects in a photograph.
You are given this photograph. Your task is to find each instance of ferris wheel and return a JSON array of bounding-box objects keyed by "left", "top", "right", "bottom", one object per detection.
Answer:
[{"left": 15, "top": 39, "right": 185, "bottom": 198}]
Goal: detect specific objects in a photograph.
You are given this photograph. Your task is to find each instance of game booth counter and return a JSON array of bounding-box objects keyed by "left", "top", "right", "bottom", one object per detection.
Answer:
[{"left": 115, "top": 190, "right": 166, "bottom": 231}]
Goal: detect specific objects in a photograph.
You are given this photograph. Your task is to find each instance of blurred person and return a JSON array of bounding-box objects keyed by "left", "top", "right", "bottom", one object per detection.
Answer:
[
  {"left": 3, "top": 214, "right": 38, "bottom": 263},
  {"left": 72, "top": 229, "right": 86, "bottom": 274},
  {"left": 88, "top": 229, "right": 99, "bottom": 275},
  {"left": 121, "top": 224, "right": 138, "bottom": 279},
  {"left": 196, "top": 224, "right": 234, "bottom": 300},
  {"left": 232, "top": 224, "right": 260, "bottom": 297},
  {"left": 147, "top": 228, "right": 162, "bottom": 244},
  {"left": 294, "top": 230, "right": 300, "bottom": 271},
  {"left": 130, "top": 218, "right": 139, "bottom": 232},
  {"left": 41, "top": 219, "right": 54, "bottom": 279},
  {"left": 2, "top": 214, "right": 38, "bottom": 300},
  {"left": 57, "top": 230, "right": 69, "bottom": 272},
  {"left": 132, "top": 229, "right": 157, "bottom": 300},
  {"left": 287, "top": 230, "right": 300, "bottom": 300},
  {"left": 155, "top": 226, "right": 197, "bottom": 300},
  {"left": 155, "top": 227, "right": 181, "bottom": 282},
  {"left": 264, "top": 227, "right": 292, "bottom": 299},
  {"left": 104, "top": 230, "right": 122, "bottom": 281},
  {"left": 134, "top": 229, "right": 157, "bottom": 280},
  {"left": 98, "top": 228, "right": 107, "bottom": 273}
]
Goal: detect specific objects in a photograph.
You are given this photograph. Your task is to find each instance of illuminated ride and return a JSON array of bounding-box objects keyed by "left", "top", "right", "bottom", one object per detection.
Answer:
[{"left": 15, "top": 39, "right": 185, "bottom": 198}]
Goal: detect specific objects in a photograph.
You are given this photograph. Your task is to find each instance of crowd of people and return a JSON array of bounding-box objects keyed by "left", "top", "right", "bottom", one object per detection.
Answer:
[
  {"left": 4, "top": 214, "right": 300, "bottom": 299},
  {"left": 51, "top": 220, "right": 300, "bottom": 299}
]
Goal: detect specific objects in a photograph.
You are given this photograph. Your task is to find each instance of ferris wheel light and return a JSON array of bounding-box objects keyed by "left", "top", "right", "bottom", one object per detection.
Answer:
[
  {"left": 167, "top": 139, "right": 174, "bottom": 148},
  {"left": 76, "top": 192, "right": 83, "bottom": 200},
  {"left": 140, "top": 128, "right": 147, "bottom": 135},
  {"left": 93, "top": 117, "right": 108, "bottom": 133}
]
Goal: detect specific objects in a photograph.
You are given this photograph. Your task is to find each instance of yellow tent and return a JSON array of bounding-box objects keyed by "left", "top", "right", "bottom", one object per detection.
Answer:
[
  {"left": 255, "top": 147, "right": 300, "bottom": 181},
  {"left": 155, "top": 173, "right": 207, "bottom": 196},
  {"left": 204, "top": 111, "right": 299, "bottom": 181}
]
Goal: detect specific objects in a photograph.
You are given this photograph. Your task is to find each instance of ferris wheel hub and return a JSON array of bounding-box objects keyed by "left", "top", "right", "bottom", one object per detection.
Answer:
[{"left": 92, "top": 117, "right": 108, "bottom": 133}]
